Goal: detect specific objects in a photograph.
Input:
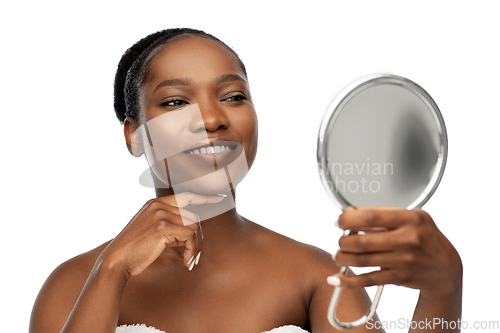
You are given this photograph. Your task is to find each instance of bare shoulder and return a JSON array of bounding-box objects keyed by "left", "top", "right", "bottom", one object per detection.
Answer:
[
  {"left": 246, "top": 219, "right": 381, "bottom": 332},
  {"left": 46, "top": 241, "right": 110, "bottom": 284},
  {"left": 246, "top": 218, "right": 340, "bottom": 280},
  {"left": 29, "top": 241, "right": 111, "bottom": 332}
]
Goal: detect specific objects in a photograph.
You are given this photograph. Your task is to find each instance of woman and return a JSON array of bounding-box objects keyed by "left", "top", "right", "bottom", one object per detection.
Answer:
[{"left": 29, "top": 28, "right": 463, "bottom": 333}]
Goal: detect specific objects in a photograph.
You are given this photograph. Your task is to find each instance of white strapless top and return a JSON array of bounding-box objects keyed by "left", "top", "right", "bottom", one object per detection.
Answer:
[{"left": 116, "top": 323, "right": 309, "bottom": 333}]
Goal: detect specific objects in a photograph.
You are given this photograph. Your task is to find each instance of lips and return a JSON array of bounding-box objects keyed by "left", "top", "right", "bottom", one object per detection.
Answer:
[
  {"left": 183, "top": 138, "right": 238, "bottom": 154},
  {"left": 187, "top": 144, "right": 232, "bottom": 154},
  {"left": 182, "top": 139, "right": 242, "bottom": 170},
  {"left": 142, "top": 136, "right": 247, "bottom": 188}
]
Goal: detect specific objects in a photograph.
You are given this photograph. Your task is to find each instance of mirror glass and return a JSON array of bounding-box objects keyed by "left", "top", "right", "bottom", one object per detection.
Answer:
[{"left": 317, "top": 74, "right": 447, "bottom": 209}]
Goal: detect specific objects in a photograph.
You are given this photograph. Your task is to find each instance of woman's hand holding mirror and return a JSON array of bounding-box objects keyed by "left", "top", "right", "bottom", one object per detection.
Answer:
[{"left": 331, "top": 207, "right": 462, "bottom": 296}]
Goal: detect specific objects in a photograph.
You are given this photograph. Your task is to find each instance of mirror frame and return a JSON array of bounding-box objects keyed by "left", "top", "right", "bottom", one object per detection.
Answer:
[{"left": 317, "top": 74, "right": 448, "bottom": 210}]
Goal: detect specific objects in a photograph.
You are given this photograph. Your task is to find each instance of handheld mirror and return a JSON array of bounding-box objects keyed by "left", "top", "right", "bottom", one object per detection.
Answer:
[{"left": 317, "top": 74, "right": 448, "bottom": 330}]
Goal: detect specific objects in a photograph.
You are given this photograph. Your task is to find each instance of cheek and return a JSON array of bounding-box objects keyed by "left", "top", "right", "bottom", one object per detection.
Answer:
[
  {"left": 238, "top": 107, "right": 258, "bottom": 137},
  {"left": 146, "top": 123, "right": 183, "bottom": 159},
  {"left": 238, "top": 110, "right": 258, "bottom": 167},
  {"left": 142, "top": 106, "right": 201, "bottom": 159}
]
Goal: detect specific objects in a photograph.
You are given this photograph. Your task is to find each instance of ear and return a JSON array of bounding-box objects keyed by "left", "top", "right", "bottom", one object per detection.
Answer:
[{"left": 124, "top": 117, "right": 144, "bottom": 157}]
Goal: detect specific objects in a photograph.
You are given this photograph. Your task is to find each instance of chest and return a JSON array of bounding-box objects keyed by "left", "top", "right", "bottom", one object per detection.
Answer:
[{"left": 118, "top": 262, "right": 310, "bottom": 332}]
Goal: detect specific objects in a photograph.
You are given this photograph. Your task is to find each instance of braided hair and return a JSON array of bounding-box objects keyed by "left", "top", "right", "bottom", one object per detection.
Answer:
[{"left": 113, "top": 28, "right": 247, "bottom": 124}]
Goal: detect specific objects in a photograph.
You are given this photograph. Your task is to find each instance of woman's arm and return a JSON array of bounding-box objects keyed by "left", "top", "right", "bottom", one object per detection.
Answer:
[
  {"left": 409, "top": 282, "right": 462, "bottom": 333},
  {"left": 331, "top": 207, "right": 463, "bottom": 333},
  {"left": 29, "top": 253, "right": 129, "bottom": 333},
  {"left": 305, "top": 249, "right": 385, "bottom": 333},
  {"left": 29, "top": 193, "right": 222, "bottom": 333}
]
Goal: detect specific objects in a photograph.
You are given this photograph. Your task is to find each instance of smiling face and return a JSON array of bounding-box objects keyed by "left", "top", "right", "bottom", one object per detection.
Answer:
[{"left": 125, "top": 35, "right": 258, "bottom": 195}]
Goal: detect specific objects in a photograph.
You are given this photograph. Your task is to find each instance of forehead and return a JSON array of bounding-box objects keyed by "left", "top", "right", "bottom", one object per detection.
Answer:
[{"left": 147, "top": 35, "right": 244, "bottom": 81}]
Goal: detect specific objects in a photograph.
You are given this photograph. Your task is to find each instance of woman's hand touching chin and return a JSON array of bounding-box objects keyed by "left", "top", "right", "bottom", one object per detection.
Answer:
[
  {"left": 329, "top": 206, "right": 463, "bottom": 298},
  {"left": 97, "top": 192, "right": 224, "bottom": 279}
]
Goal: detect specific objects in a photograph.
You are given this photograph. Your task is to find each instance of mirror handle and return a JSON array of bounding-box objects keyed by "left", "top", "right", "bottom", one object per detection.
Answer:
[
  {"left": 327, "top": 228, "right": 384, "bottom": 330},
  {"left": 327, "top": 277, "right": 384, "bottom": 330}
]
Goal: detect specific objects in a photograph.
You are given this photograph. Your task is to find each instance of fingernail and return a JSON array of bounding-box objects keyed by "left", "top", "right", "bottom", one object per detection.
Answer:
[
  {"left": 217, "top": 193, "right": 227, "bottom": 198},
  {"left": 331, "top": 251, "right": 338, "bottom": 262},
  {"left": 327, "top": 276, "right": 341, "bottom": 286},
  {"left": 195, "top": 251, "right": 201, "bottom": 265},
  {"left": 188, "top": 260, "right": 195, "bottom": 271},
  {"left": 187, "top": 254, "right": 195, "bottom": 265},
  {"left": 334, "top": 217, "right": 340, "bottom": 228}
]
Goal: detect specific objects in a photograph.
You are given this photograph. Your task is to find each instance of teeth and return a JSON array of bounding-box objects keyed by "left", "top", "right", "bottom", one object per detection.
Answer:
[{"left": 188, "top": 145, "right": 232, "bottom": 154}]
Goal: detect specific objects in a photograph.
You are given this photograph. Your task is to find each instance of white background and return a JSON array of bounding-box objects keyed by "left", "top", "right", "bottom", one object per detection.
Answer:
[{"left": 1, "top": 1, "right": 499, "bottom": 332}]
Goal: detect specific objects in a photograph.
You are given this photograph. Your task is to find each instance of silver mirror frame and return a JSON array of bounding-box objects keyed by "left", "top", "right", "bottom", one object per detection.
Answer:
[{"left": 317, "top": 74, "right": 448, "bottom": 330}]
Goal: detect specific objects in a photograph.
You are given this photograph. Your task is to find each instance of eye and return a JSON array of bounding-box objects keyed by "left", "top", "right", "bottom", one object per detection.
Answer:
[
  {"left": 159, "top": 99, "right": 188, "bottom": 107},
  {"left": 223, "top": 94, "right": 247, "bottom": 103}
]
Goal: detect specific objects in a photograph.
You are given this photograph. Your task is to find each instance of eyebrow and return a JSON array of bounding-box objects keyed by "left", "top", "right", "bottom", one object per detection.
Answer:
[
  {"left": 153, "top": 78, "right": 190, "bottom": 93},
  {"left": 215, "top": 74, "right": 247, "bottom": 85},
  {"left": 153, "top": 74, "right": 247, "bottom": 94}
]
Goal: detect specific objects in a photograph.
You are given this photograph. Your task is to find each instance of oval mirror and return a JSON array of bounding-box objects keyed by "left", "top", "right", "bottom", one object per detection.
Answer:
[{"left": 317, "top": 74, "right": 448, "bottom": 330}]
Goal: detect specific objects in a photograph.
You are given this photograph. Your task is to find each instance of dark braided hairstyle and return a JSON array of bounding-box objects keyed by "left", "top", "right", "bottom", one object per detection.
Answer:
[{"left": 113, "top": 28, "right": 248, "bottom": 124}]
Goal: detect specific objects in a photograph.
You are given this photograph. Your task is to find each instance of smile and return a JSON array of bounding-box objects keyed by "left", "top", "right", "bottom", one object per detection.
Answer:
[
  {"left": 187, "top": 145, "right": 233, "bottom": 154},
  {"left": 182, "top": 140, "right": 242, "bottom": 170}
]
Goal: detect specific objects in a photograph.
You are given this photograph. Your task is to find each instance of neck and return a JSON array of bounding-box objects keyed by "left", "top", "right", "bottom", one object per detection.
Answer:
[
  {"left": 155, "top": 186, "right": 244, "bottom": 235},
  {"left": 154, "top": 187, "right": 249, "bottom": 262}
]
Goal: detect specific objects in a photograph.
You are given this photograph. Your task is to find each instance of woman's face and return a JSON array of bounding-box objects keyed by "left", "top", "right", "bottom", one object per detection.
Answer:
[{"left": 128, "top": 35, "right": 258, "bottom": 195}]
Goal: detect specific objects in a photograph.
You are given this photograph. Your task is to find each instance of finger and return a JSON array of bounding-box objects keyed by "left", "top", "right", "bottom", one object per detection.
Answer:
[
  {"left": 158, "top": 223, "right": 198, "bottom": 267},
  {"left": 194, "top": 221, "right": 203, "bottom": 266},
  {"left": 199, "top": 220, "right": 204, "bottom": 241},
  {"left": 183, "top": 228, "right": 199, "bottom": 270},
  {"left": 170, "top": 207, "right": 200, "bottom": 226},
  {"left": 182, "top": 221, "right": 203, "bottom": 267},
  {"left": 145, "top": 199, "right": 200, "bottom": 225},
  {"left": 164, "top": 221, "right": 201, "bottom": 248},
  {"left": 334, "top": 250, "right": 394, "bottom": 269},
  {"left": 168, "top": 206, "right": 199, "bottom": 224},
  {"left": 338, "top": 206, "right": 420, "bottom": 231},
  {"left": 160, "top": 216, "right": 202, "bottom": 267},
  {"left": 165, "top": 241, "right": 186, "bottom": 247},
  {"left": 157, "top": 192, "right": 226, "bottom": 208},
  {"left": 147, "top": 204, "right": 199, "bottom": 227},
  {"left": 339, "top": 230, "right": 398, "bottom": 253},
  {"left": 327, "top": 269, "right": 396, "bottom": 289}
]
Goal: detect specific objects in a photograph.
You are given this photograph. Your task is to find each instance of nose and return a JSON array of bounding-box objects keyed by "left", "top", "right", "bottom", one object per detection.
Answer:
[{"left": 189, "top": 100, "right": 229, "bottom": 133}]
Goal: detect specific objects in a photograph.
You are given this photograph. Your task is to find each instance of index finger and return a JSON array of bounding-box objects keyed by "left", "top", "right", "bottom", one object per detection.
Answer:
[
  {"left": 157, "top": 192, "right": 226, "bottom": 208},
  {"left": 338, "top": 206, "right": 419, "bottom": 230}
]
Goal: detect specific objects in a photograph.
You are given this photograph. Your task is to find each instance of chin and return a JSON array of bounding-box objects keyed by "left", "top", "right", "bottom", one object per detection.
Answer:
[
  {"left": 171, "top": 166, "right": 248, "bottom": 195},
  {"left": 173, "top": 168, "right": 230, "bottom": 195}
]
